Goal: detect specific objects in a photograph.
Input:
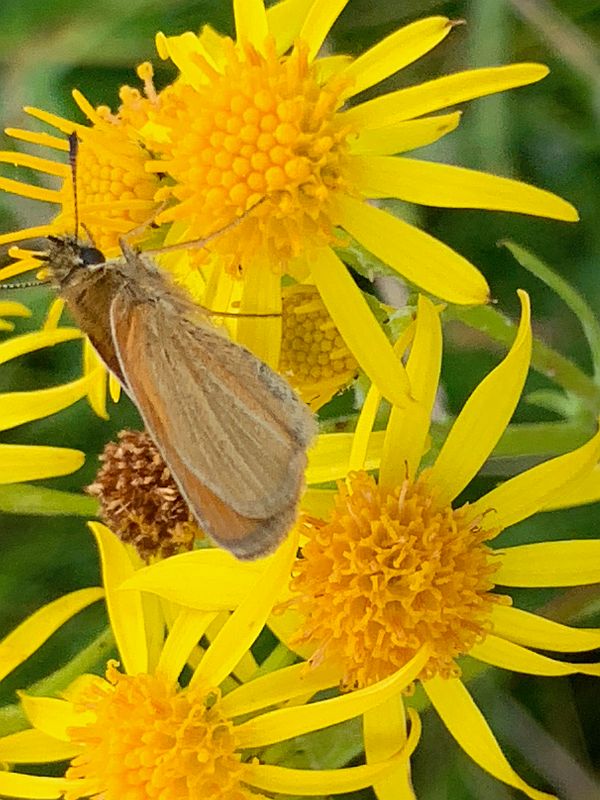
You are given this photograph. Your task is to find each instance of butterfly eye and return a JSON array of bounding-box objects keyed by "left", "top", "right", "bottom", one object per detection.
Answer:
[{"left": 80, "top": 246, "right": 106, "bottom": 266}]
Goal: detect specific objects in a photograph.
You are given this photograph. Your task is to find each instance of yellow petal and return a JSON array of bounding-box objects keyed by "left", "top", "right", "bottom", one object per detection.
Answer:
[
  {"left": 380, "top": 296, "right": 441, "bottom": 487},
  {"left": 0, "top": 444, "right": 84, "bottom": 483},
  {"left": 43, "top": 298, "right": 65, "bottom": 330},
  {"left": 470, "top": 426, "right": 600, "bottom": 530},
  {"left": 156, "top": 608, "right": 218, "bottom": 684},
  {"left": 495, "top": 540, "right": 600, "bottom": 587},
  {"left": 190, "top": 529, "right": 298, "bottom": 689},
  {"left": 88, "top": 522, "right": 148, "bottom": 674},
  {"left": 0, "top": 300, "right": 31, "bottom": 318},
  {"left": 0, "top": 177, "right": 62, "bottom": 204},
  {"left": 306, "top": 430, "right": 385, "bottom": 484},
  {"left": 364, "top": 697, "right": 415, "bottom": 800},
  {"left": 234, "top": 0, "right": 268, "bottom": 52},
  {"left": 0, "top": 151, "right": 69, "bottom": 177},
  {"left": 544, "top": 464, "right": 600, "bottom": 510},
  {"left": 121, "top": 549, "right": 265, "bottom": 609},
  {"left": 299, "top": 0, "right": 349, "bottom": 61},
  {"left": 343, "top": 64, "right": 550, "bottom": 129},
  {"left": 428, "top": 290, "right": 531, "bottom": 506},
  {"left": 335, "top": 193, "right": 489, "bottom": 305},
  {"left": 19, "top": 695, "right": 92, "bottom": 742},
  {"left": 471, "top": 634, "right": 600, "bottom": 676},
  {"left": 0, "top": 225, "right": 52, "bottom": 247},
  {"left": 491, "top": 605, "right": 600, "bottom": 652},
  {"left": 0, "top": 375, "right": 92, "bottom": 432},
  {"left": 267, "top": 0, "right": 315, "bottom": 54},
  {"left": 240, "top": 712, "right": 420, "bottom": 795},
  {"left": 222, "top": 661, "right": 340, "bottom": 718},
  {"left": 350, "top": 112, "right": 462, "bottom": 156},
  {"left": 5, "top": 127, "right": 69, "bottom": 152},
  {"left": 0, "top": 328, "right": 81, "bottom": 366},
  {"left": 340, "top": 17, "right": 453, "bottom": 98},
  {"left": 349, "top": 156, "right": 579, "bottom": 222},
  {"left": 83, "top": 339, "right": 109, "bottom": 420},
  {"left": 0, "top": 772, "right": 67, "bottom": 799},
  {"left": 234, "top": 645, "right": 429, "bottom": 748},
  {"left": 0, "top": 588, "right": 103, "bottom": 682},
  {"left": 424, "top": 677, "right": 556, "bottom": 800},
  {"left": 311, "top": 247, "right": 411, "bottom": 406},
  {"left": 348, "top": 383, "right": 382, "bottom": 472},
  {"left": 237, "top": 260, "right": 281, "bottom": 368},
  {"left": 302, "top": 487, "right": 336, "bottom": 516},
  {"left": 0, "top": 728, "right": 81, "bottom": 763}
]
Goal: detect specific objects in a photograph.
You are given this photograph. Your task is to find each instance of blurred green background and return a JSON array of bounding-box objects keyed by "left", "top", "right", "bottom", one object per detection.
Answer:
[{"left": 0, "top": 1, "right": 599, "bottom": 798}]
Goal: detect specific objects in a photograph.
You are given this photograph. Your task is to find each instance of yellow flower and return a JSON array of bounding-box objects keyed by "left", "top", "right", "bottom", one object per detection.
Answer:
[
  {"left": 265, "top": 291, "right": 600, "bottom": 800},
  {"left": 0, "top": 524, "right": 424, "bottom": 800},
  {"left": 0, "top": 325, "right": 89, "bottom": 484},
  {"left": 0, "top": 299, "right": 30, "bottom": 332},
  {"left": 0, "top": 1, "right": 578, "bottom": 407}
]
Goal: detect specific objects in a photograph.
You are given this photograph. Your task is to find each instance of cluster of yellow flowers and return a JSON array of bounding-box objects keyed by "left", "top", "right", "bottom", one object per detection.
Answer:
[{"left": 1, "top": 2, "right": 599, "bottom": 800}]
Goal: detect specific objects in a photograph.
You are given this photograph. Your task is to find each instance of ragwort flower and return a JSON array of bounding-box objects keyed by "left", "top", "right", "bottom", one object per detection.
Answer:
[
  {"left": 0, "top": 0, "right": 579, "bottom": 406},
  {"left": 269, "top": 291, "right": 600, "bottom": 799},
  {"left": 0, "top": 523, "right": 424, "bottom": 800}
]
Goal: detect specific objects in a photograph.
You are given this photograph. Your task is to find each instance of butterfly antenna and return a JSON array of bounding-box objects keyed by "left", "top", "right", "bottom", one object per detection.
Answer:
[
  {"left": 68, "top": 131, "right": 80, "bottom": 240},
  {"left": 0, "top": 279, "right": 48, "bottom": 290}
]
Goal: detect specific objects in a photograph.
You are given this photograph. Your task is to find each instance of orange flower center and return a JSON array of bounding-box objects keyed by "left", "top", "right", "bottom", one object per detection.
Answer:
[
  {"left": 291, "top": 471, "right": 504, "bottom": 689},
  {"left": 146, "top": 37, "right": 354, "bottom": 272},
  {"left": 65, "top": 662, "right": 253, "bottom": 800}
]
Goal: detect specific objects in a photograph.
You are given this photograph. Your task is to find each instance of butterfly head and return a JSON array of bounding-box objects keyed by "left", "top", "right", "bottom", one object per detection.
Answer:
[{"left": 42, "top": 234, "right": 106, "bottom": 288}]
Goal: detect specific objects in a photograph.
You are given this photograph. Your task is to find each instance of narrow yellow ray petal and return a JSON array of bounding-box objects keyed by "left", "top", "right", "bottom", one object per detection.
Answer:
[
  {"left": 0, "top": 177, "right": 62, "bottom": 204},
  {"left": 380, "top": 296, "right": 441, "bottom": 487},
  {"left": 425, "top": 677, "right": 556, "bottom": 800},
  {"left": 0, "top": 151, "right": 69, "bottom": 177},
  {"left": 4, "top": 127, "right": 69, "bottom": 152},
  {"left": 340, "top": 17, "right": 453, "bottom": 98},
  {"left": 302, "top": 487, "right": 336, "bottom": 517},
  {"left": 0, "top": 328, "right": 81, "bottom": 366},
  {"left": 299, "top": 0, "right": 349, "bottom": 61},
  {"left": 428, "top": 291, "right": 531, "bottom": 506},
  {"left": 0, "top": 375, "right": 92, "bottom": 432},
  {"left": 544, "top": 463, "right": 600, "bottom": 510},
  {"left": 155, "top": 31, "right": 210, "bottom": 91},
  {"left": 350, "top": 156, "right": 579, "bottom": 222},
  {"left": 348, "top": 383, "right": 381, "bottom": 472},
  {"left": 0, "top": 226, "right": 53, "bottom": 246},
  {"left": 234, "top": 645, "right": 428, "bottom": 748},
  {"left": 0, "top": 300, "right": 30, "bottom": 318},
  {"left": 190, "top": 530, "right": 298, "bottom": 689},
  {"left": 156, "top": 608, "right": 218, "bottom": 684},
  {"left": 71, "top": 90, "right": 106, "bottom": 127},
  {"left": 335, "top": 193, "right": 489, "bottom": 305},
  {"left": 234, "top": 0, "right": 268, "bottom": 51},
  {"left": 222, "top": 661, "right": 340, "bottom": 718},
  {"left": 43, "top": 298, "right": 65, "bottom": 330},
  {"left": 240, "top": 713, "right": 420, "bottom": 794},
  {"left": 471, "top": 634, "right": 600, "bottom": 676},
  {"left": 491, "top": 605, "right": 600, "bottom": 652},
  {"left": 19, "top": 694, "right": 92, "bottom": 741},
  {"left": 306, "top": 429, "right": 385, "bottom": 484},
  {"left": 315, "top": 54, "right": 352, "bottom": 83},
  {"left": 0, "top": 772, "right": 67, "bottom": 799},
  {"left": 349, "top": 112, "right": 462, "bottom": 156},
  {"left": 83, "top": 340, "right": 108, "bottom": 420},
  {"left": 0, "top": 728, "right": 81, "bottom": 763},
  {"left": 108, "top": 372, "right": 121, "bottom": 403},
  {"left": 311, "top": 247, "right": 411, "bottom": 406},
  {"left": 0, "top": 588, "right": 103, "bottom": 682},
  {"left": 343, "top": 64, "right": 549, "bottom": 129},
  {"left": 237, "top": 260, "right": 281, "bottom": 368},
  {"left": 23, "top": 106, "right": 82, "bottom": 135},
  {"left": 267, "top": 0, "right": 314, "bottom": 54},
  {"left": 88, "top": 522, "right": 148, "bottom": 675},
  {"left": 121, "top": 549, "right": 265, "bottom": 609},
  {"left": 0, "top": 445, "right": 84, "bottom": 483},
  {"left": 495, "top": 540, "right": 600, "bottom": 587},
  {"left": 364, "top": 696, "right": 415, "bottom": 800},
  {"left": 470, "top": 427, "right": 600, "bottom": 530}
]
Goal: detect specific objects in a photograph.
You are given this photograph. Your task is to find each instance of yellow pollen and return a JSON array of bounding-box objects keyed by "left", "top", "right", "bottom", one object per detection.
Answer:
[
  {"left": 279, "top": 284, "right": 358, "bottom": 410},
  {"left": 65, "top": 661, "right": 253, "bottom": 800},
  {"left": 146, "top": 38, "right": 355, "bottom": 271},
  {"left": 290, "top": 471, "right": 505, "bottom": 689}
]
